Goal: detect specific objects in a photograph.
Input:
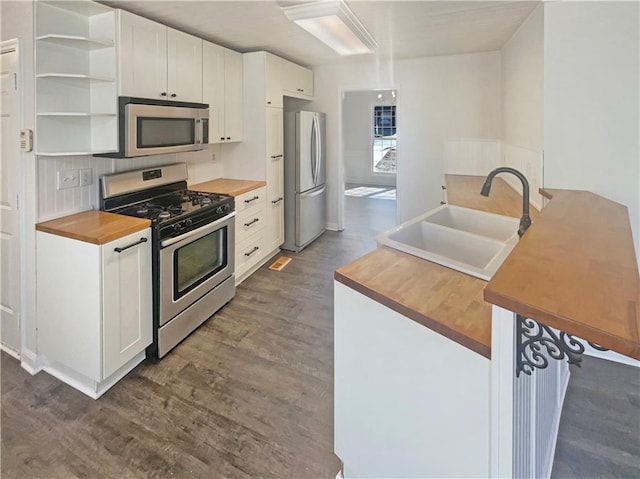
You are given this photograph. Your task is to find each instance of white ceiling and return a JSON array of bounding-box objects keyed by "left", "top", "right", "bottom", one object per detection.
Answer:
[{"left": 101, "top": 0, "right": 540, "bottom": 67}]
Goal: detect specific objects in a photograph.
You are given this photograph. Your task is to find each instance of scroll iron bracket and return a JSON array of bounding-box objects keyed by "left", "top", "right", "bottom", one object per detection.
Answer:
[{"left": 515, "top": 314, "right": 608, "bottom": 377}]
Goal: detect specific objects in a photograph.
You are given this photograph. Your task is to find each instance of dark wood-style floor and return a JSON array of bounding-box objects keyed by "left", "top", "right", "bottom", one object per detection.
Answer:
[{"left": 2, "top": 193, "right": 638, "bottom": 478}]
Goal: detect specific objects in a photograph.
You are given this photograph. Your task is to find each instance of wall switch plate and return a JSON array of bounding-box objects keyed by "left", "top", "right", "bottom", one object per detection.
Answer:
[
  {"left": 57, "top": 169, "right": 79, "bottom": 189},
  {"left": 79, "top": 168, "right": 93, "bottom": 187}
]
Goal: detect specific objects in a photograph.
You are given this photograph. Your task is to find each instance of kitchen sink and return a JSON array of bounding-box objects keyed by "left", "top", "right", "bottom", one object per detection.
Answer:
[{"left": 376, "top": 205, "right": 519, "bottom": 280}]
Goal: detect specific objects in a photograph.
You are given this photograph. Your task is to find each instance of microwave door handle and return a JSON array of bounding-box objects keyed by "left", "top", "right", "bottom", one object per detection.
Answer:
[{"left": 195, "top": 119, "right": 202, "bottom": 145}]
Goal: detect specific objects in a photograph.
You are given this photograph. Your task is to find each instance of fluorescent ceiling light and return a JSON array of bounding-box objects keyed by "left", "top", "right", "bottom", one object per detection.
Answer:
[{"left": 282, "top": 1, "right": 377, "bottom": 56}]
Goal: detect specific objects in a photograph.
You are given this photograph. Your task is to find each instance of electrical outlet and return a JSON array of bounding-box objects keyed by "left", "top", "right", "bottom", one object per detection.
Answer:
[
  {"left": 57, "top": 169, "right": 79, "bottom": 189},
  {"left": 79, "top": 168, "right": 93, "bottom": 187}
]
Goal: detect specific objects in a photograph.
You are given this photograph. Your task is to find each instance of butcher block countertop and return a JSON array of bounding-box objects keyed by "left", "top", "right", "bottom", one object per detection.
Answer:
[
  {"left": 335, "top": 175, "right": 530, "bottom": 359},
  {"left": 336, "top": 175, "right": 640, "bottom": 360},
  {"left": 485, "top": 189, "right": 640, "bottom": 360},
  {"left": 190, "top": 178, "right": 266, "bottom": 197},
  {"left": 36, "top": 211, "right": 151, "bottom": 245}
]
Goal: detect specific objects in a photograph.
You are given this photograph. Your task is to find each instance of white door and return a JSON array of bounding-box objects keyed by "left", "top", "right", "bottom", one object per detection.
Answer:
[{"left": 1, "top": 44, "right": 21, "bottom": 357}]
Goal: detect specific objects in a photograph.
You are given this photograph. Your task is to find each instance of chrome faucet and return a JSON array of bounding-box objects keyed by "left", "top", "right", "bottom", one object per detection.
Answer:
[{"left": 480, "top": 167, "right": 532, "bottom": 237}]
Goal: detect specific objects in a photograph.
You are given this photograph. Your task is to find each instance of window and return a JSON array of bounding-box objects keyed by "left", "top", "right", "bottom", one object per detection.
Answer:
[{"left": 373, "top": 105, "right": 396, "bottom": 174}]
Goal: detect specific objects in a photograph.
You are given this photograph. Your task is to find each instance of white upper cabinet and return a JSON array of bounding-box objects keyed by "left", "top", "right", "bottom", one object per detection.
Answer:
[
  {"left": 117, "top": 10, "right": 202, "bottom": 103},
  {"left": 281, "top": 57, "right": 314, "bottom": 99},
  {"left": 203, "top": 41, "right": 243, "bottom": 143},
  {"left": 264, "top": 52, "right": 283, "bottom": 108},
  {"left": 35, "top": 0, "right": 118, "bottom": 155},
  {"left": 224, "top": 48, "right": 244, "bottom": 142},
  {"left": 167, "top": 27, "right": 203, "bottom": 102}
]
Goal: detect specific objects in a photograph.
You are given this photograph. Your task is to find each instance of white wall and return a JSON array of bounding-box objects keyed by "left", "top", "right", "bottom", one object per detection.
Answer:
[
  {"left": 311, "top": 52, "right": 502, "bottom": 229},
  {"left": 544, "top": 1, "right": 640, "bottom": 256},
  {"left": 501, "top": 4, "right": 544, "bottom": 209},
  {"left": 343, "top": 90, "right": 396, "bottom": 187}
]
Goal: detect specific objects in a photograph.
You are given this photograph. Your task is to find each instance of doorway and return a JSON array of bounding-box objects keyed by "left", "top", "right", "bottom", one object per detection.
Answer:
[
  {"left": 1, "top": 41, "right": 22, "bottom": 357},
  {"left": 340, "top": 89, "right": 397, "bottom": 247}
]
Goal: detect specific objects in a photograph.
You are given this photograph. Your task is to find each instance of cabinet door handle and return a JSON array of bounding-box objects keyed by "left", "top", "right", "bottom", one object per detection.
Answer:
[
  {"left": 267, "top": 101, "right": 272, "bottom": 105},
  {"left": 220, "top": 137, "right": 225, "bottom": 141},
  {"left": 440, "top": 201, "right": 447, "bottom": 205},
  {"left": 226, "top": 137, "right": 231, "bottom": 140},
  {"left": 441, "top": 185, "right": 447, "bottom": 190},
  {"left": 271, "top": 197, "right": 283, "bottom": 205},
  {"left": 270, "top": 154, "right": 283, "bottom": 160},
  {"left": 244, "top": 218, "right": 259, "bottom": 227},
  {"left": 244, "top": 246, "right": 259, "bottom": 257},
  {"left": 114, "top": 237, "right": 148, "bottom": 253},
  {"left": 171, "top": 93, "right": 177, "bottom": 98},
  {"left": 244, "top": 196, "right": 259, "bottom": 204}
]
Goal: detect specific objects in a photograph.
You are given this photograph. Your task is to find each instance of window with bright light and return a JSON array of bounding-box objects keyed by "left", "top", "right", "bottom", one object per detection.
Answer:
[{"left": 372, "top": 105, "right": 396, "bottom": 174}]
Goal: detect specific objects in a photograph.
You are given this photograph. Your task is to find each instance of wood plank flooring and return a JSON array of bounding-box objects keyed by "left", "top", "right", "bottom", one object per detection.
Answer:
[
  {"left": 2, "top": 193, "right": 639, "bottom": 478},
  {"left": 0, "top": 195, "right": 394, "bottom": 479}
]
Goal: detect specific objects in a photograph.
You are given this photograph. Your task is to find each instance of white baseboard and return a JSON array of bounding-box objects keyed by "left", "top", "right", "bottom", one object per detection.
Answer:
[
  {"left": 326, "top": 222, "right": 341, "bottom": 231},
  {"left": 0, "top": 343, "right": 20, "bottom": 360},
  {"left": 20, "top": 348, "right": 41, "bottom": 375}
]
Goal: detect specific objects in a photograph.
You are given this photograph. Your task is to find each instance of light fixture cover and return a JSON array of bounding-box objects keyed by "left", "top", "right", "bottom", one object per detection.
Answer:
[{"left": 282, "top": 0, "right": 377, "bottom": 56}]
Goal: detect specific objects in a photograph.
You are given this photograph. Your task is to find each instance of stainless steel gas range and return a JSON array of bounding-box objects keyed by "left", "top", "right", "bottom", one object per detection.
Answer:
[{"left": 100, "top": 163, "right": 235, "bottom": 358}]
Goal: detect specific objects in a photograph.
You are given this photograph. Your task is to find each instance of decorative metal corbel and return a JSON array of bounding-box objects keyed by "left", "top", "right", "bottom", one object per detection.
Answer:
[{"left": 515, "top": 315, "right": 608, "bottom": 377}]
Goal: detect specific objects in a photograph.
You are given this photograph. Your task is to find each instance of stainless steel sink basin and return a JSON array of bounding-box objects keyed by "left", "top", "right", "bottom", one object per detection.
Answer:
[{"left": 376, "top": 205, "right": 519, "bottom": 280}]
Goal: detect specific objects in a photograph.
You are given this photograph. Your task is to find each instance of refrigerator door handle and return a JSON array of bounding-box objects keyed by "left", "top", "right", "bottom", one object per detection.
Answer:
[
  {"left": 310, "top": 115, "right": 317, "bottom": 185},
  {"left": 300, "top": 184, "right": 326, "bottom": 199},
  {"left": 314, "top": 115, "right": 321, "bottom": 186}
]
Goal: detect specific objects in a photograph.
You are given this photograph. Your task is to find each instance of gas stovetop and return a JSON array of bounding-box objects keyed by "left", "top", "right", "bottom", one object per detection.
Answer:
[
  {"left": 114, "top": 190, "right": 233, "bottom": 222},
  {"left": 100, "top": 164, "right": 235, "bottom": 240}
]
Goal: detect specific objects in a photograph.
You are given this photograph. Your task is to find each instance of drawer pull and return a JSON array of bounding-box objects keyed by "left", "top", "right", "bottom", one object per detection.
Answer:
[
  {"left": 244, "top": 218, "right": 259, "bottom": 227},
  {"left": 271, "top": 197, "right": 283, "bottom": 205},
  {"left": 270, "top": 154, "right": 283, "bottom": 160},
  {"left": 244, "top": 246, "right": 259, "bottom": 257},
  {"left": 114, "top": 237, "right": 147, "bottom": 253},
  {"left": 244, "top": 196, "right": 260, "bottom": 204}
]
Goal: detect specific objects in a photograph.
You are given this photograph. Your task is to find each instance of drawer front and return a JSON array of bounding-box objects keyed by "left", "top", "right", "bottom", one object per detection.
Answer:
[
  {"left": 235, "top": 187, "right": 266, "bottom": 214},
  {"left": 235, "top": 201, "right": 267, "bottom": 242},
  {"left": 236, "top": 230, "right": 266, "bottom": 277}
]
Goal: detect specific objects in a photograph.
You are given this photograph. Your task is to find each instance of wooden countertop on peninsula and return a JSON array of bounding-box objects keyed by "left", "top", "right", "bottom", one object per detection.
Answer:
[
  {"left": 190, "top": 178, "right": 266, "bottom": 197},
  {"left": 36, "top": 210, "right": 151, "bottom": 245},
  {"left": 485, "top": 189, "right": 640, "bottom": 360},
  {"left": 333, "top": 175, "right": 533, "bottom": 359},
  {"left": 335, "top": 247, "right": 493, "bottom": 358}
]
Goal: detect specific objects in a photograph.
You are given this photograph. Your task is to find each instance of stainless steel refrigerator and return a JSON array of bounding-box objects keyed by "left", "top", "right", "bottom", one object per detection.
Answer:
[{"left": 282, "top": 111, "right": 326, "bottom": 252}]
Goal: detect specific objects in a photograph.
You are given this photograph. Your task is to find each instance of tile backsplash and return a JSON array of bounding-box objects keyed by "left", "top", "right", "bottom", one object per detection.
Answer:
[{"left": 37, "top": 144, "right": 225, "bottom": 222}]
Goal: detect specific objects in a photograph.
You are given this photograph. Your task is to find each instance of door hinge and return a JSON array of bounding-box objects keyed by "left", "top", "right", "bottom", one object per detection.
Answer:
[{"left": 13, "top": 72, "right": 17, "bottom": 91}]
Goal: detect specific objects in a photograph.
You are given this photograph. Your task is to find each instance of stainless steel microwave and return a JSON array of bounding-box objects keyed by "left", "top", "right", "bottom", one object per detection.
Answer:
[{"left": 98, "top": 97, "right": 209, "bottom": 158}]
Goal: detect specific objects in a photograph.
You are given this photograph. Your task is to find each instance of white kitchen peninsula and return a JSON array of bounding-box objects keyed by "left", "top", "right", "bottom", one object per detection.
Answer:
[{"left": 334, "top": 183, "right": 639, "bottom": 478}]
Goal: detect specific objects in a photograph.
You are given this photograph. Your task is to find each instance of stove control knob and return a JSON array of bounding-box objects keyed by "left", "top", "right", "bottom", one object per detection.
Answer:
[
  {"left": 185, "top": 218, "right": 193, "bottom": 227},
  {"left": 216, "top": 206, "right": 223, "bottom": 214},
  {"left": 173, "top": 223, "right": 183, "bottom": 232}
]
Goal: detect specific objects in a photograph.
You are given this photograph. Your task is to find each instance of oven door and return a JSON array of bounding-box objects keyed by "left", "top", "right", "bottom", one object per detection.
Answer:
[{"left": 159, "top": 212, "right": 235, "bottom": 327}]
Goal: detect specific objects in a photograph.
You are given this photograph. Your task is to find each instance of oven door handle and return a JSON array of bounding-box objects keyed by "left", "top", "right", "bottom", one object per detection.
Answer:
[{"left": 160, "top": 211, "right": 236, "bottom": 248}]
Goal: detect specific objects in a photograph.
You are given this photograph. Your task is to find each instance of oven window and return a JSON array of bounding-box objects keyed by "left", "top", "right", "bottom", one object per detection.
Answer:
[
  {"left": 174, "top": 227, "right": 227, "bottom": 299},
  {"left": 138, "top": 117, "right": 195, "bottom": 148}
]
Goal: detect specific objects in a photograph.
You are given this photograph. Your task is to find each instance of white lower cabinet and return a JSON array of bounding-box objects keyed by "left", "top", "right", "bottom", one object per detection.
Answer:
[
  {"left": 234, "top": 187, "right": 267, "bottom": 283},
  {"left": 334, "top": 281, "right": 491, "bottom": 478},
  {"left": 37, "top": 229, "right": 152, "bottom": 398}
]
